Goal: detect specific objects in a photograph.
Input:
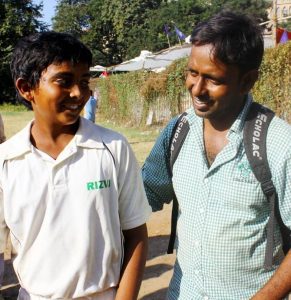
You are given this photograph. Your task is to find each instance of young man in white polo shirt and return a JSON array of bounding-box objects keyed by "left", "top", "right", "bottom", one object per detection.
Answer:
[{"left": 0, "top": 32, "right": 151, "bottom": 300}]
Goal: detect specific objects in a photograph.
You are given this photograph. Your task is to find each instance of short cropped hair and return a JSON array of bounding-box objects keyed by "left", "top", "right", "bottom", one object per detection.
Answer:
[
  {"left": 10, "top": 31, "right": 92, "bottom": 109},
  {"left": 191, "top": 11, "right": 264, "bottom": 73}
]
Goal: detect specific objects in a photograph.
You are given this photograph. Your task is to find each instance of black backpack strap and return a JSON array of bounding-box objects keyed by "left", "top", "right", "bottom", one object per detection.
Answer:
[
  {"left": 167, "top": 112, "right": 190, "bottom": 254},
  {"left": 167, "top": 194, "right": 179, "bottom": 254},
  {"left": 244, "top": 102, "right": 276, "bottom": 270},
  {"left": 169, "top": 112, "right": 190, "bottom": 174}
]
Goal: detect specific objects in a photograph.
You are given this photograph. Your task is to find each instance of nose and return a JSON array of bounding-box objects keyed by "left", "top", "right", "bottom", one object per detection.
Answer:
[
  {"left": 187, "top": 75, "right": 207, "bottom": 97},
  {"left": 69, "top": 84, "right": 82, "bottom": 99}
]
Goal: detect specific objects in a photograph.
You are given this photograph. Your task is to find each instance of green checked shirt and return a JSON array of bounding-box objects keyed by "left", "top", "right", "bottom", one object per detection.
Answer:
[{"left": 142, "top": 95, "right": 291, "bottom": 300}]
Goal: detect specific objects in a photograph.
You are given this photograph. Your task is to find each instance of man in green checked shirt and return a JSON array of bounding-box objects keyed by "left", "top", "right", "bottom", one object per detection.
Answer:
[{"left": 142, "top": 10, "right": 291, "bottom": 300}]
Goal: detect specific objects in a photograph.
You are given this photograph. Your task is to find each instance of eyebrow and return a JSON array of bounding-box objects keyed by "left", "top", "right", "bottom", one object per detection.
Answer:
[
  {"left": 52, "top": 71, "right": 91, "bottom": 78},
  {"left": 51, "top": 72, "right": 91, "bottom": 79},
  {"left": 187, "top": 66, "right": 226, "bottom": 82}
]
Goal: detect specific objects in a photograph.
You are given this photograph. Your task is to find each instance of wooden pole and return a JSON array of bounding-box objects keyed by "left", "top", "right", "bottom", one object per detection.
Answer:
[{"left": 272, "top": 0, "right": 277, "bottom": 46}]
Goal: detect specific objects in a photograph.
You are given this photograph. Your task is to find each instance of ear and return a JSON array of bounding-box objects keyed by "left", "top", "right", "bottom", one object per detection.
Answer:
[
  {"left": 239, "top": 69, "right": 259, "bottom": 95},
  {"left": 15, "top": 78, "right": 34, "bottom": 103}
]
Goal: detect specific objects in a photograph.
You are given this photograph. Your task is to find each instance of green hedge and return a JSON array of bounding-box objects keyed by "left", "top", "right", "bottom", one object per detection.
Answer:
[
  {"left": 94, "top": 42, "right": 291, "bottom": 125},
  {"left": 253, "top": 42, "right": 291, "bottom": 122}
]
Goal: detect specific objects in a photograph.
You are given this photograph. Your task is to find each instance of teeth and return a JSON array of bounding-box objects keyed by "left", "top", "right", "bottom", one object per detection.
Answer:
[{"left": 64, "top": 105, "right": 79, "bottom": 110}]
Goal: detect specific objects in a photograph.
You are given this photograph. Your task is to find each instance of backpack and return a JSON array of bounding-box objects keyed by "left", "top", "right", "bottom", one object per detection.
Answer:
[{"left": 167, "top": 102, "right": 291, "bottom": 270}]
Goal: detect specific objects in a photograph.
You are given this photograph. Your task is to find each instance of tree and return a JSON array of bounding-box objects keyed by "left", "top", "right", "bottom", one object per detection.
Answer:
[
  {"left": 53, "top": 0, "right": 90, "bottom": 39},
  {"left": 0, "top": 0, "right": 46, "bottom": 103},
  {"left": 52, "top": 0, "right": 270, "bottom": 67},
  {"left": 201, "top": 0, "right": 270, "bottom": 22},
  {"left": 100, "top": 0, "right": 163, "bottom": 60}
]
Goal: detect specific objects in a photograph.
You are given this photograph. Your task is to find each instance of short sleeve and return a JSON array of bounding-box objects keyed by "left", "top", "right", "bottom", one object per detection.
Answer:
[
  {"left": 275, "top": 147, "right": 291, "bottom": 229},
  {"left": 267, "top": 117, "right": 291, "bottom": 230},
  {"left": 142, "top": 116, "right": 179, "bottom": 212},
  {"left": 117, "top": 140, "right": 152, "bottom": 231}
]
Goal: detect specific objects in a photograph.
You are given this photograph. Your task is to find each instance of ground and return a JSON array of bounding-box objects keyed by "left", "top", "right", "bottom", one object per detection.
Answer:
[
  {"left": 139, "top": 204, "right": 175, "bottom": 299},
  {"left": 1, "top": 204, "right": 175, "bottom": 300}
]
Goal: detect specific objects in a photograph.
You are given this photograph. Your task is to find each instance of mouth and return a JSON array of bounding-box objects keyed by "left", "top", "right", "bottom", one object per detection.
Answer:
[
  {"left": 61, "top": 102, "right": 83, "bottom": 112},
  {"left": 193, "top": 96, "right": 211, "bottom": 110}
]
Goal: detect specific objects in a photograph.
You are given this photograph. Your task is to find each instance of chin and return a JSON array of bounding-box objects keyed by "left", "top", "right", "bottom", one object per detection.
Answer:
[
  {"left": 193, "top": 108, "right": 213, "bottom": 119},
  {"left": 58, "top": 114, "right": 80, "bottom": 126}
]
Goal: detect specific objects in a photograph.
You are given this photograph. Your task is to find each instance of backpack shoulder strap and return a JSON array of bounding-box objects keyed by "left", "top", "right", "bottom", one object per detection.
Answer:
[
  {"left": 169, "top": 112, "right": 190, "bottom": 175},
  {"left": 243, "top": 102, "right": 275, "bottom": 191},
  {"left": 167, "top": 112, "right": 189, "bottom": 254},
  {"left": 244, "top": 102, "right": 276, "bottom": 270}
]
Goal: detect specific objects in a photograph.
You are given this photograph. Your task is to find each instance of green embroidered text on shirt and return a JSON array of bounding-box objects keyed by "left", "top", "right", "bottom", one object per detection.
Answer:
[
  {"left": 87, "top": 180, "right": 111, "bottom": 190},
  {"left": 238, "top": 161, "right": 252, "bottom": 178}
]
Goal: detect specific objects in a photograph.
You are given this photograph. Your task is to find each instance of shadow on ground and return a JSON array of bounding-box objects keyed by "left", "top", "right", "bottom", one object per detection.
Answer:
[
  {"left": 147, "top": 234, "right": 170, "bottom": 260},
  {"left": 1, "top": 259, "right": 19, "bottom": 300},
  {"left": 143, "top": 263, "right": 172, "bottom": 281},
  {"left": 139, "top": 288, "right": 168, "bottom": 300}
]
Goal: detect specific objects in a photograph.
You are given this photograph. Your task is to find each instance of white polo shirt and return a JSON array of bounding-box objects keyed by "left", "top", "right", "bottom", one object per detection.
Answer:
[{"left": 0, "top": 117, "right": 151, "bottom": 298}]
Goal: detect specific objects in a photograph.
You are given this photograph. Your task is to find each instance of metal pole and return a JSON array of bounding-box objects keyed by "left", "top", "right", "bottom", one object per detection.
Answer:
[{"left": 272, "top": 0, "right": 277, "bottom": 46}]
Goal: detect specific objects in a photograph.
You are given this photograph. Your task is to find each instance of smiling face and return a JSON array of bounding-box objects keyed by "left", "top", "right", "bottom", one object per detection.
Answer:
[
  {"left": 186, "top": 44, "right": 254, "bottom": 127},
  {"left": 17, "top": 61, "right": 91, "bottom": 129}
]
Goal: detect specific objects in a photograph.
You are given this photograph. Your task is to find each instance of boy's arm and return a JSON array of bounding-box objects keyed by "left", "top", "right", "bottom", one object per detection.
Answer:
[{"left": 115, "top": 224, "right": 148, "bottom": 300}]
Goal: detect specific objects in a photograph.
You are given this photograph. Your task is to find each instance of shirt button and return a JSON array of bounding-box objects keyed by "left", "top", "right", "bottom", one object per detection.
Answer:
[
  {"left": 203, "top": 296, "right": 209, "bottom": 300},
  {"left": 194, "top": 240, "right": 200, "bottom": 247},
  {"left": 204, "top": 178, "right": 208, "bottom": 184},
  {"left": 199, "top": 208, "right": 204, "bottom": 214},
  {"left": 194, "top": 269, "right": 199, "bottom": 275}
]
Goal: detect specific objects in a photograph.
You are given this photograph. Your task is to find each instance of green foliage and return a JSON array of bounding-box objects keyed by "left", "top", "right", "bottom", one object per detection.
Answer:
[
  {"left": 93, "top": 72, "right": 149, "bottom": 125},
  {"left": 97, "top": 42, "right": 291, "bottom": 125},
  {"left": 53, "top": 1, "right": 90, "bottom": 39},
  {"left": 279, "top": 19, "right": 291, "bottom": 32},
  {"left": 0, "top": 103, "right": 28, "bottom": 112},
  {"left": 253, "top": 42, "right": 291, "bottom": 122},
  {"left": 95, "top": 58, "right": 188, "bottom": 125},
  {"left": 0, "top": 0, "right": 46, "bottom": 103},
  {"left": 205, "top": 0, "right": 269, "bottom": 21},
  {"left": 52, "top": 0, "right": 270, "bottom": 67}
]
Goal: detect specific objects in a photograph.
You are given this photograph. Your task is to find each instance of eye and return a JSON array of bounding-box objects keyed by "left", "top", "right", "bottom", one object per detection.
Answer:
[
  {"left": 209, "top": 78, "right": 223, "bottom": 86},
  {"left": 56, "top": 78, "right": 73, "bottom": 88},
  {"left": 187, "top": 69, "right": 198, "bottom": 77},
  {"left": 80, "top": 80, "right": 90, "bottom": 89}
]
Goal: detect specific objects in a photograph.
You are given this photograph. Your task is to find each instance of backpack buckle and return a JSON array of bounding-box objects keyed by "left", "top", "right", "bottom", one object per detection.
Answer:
[{"left": 261, "top": 180, "right": 275, "bottom": 196}]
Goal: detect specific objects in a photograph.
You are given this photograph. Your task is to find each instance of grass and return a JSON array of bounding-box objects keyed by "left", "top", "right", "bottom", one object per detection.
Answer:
[{"left": 0, "top": 105, "right": 160, "bottom": 165}]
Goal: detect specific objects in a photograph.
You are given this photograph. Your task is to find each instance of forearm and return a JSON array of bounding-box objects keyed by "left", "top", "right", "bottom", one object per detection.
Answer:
[
  {"left": 251, "top": 251, "right": 291, "bottom": 300},
  {"left": 115, "top": 224, "right": 148, "bottom": 300}
]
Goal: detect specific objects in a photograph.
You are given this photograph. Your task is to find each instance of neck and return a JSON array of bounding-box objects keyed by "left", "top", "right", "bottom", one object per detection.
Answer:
[
  {"left": 30, "top": 119, "right": 79, "bottom": 159},
  {"left": 31, "top": 119, "right": 79, "bottom": 142}
]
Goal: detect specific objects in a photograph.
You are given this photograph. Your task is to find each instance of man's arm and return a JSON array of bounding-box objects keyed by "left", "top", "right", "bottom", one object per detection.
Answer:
[
  {"left": 115, "top": 224, "right": 148, "bottom": 300},
  {"left": 251, "top": 251, "right": 291, "bottom": 299},
  {"left": 142, "top": 116, "right": 179, "bottom": 211}
]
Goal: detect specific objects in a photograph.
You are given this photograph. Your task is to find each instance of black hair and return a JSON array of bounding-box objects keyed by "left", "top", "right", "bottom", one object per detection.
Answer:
[
  {"left": 191, "top": 11, "right": 264, "bottom": 73},
  {"left": 10, "top": 31, "right": 92, "bottom": 109}
]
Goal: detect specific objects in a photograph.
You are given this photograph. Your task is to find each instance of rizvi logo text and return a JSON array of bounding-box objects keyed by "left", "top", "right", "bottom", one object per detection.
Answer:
[{"left": 87, "top": 180, "right": 111, "bottom": 190}]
